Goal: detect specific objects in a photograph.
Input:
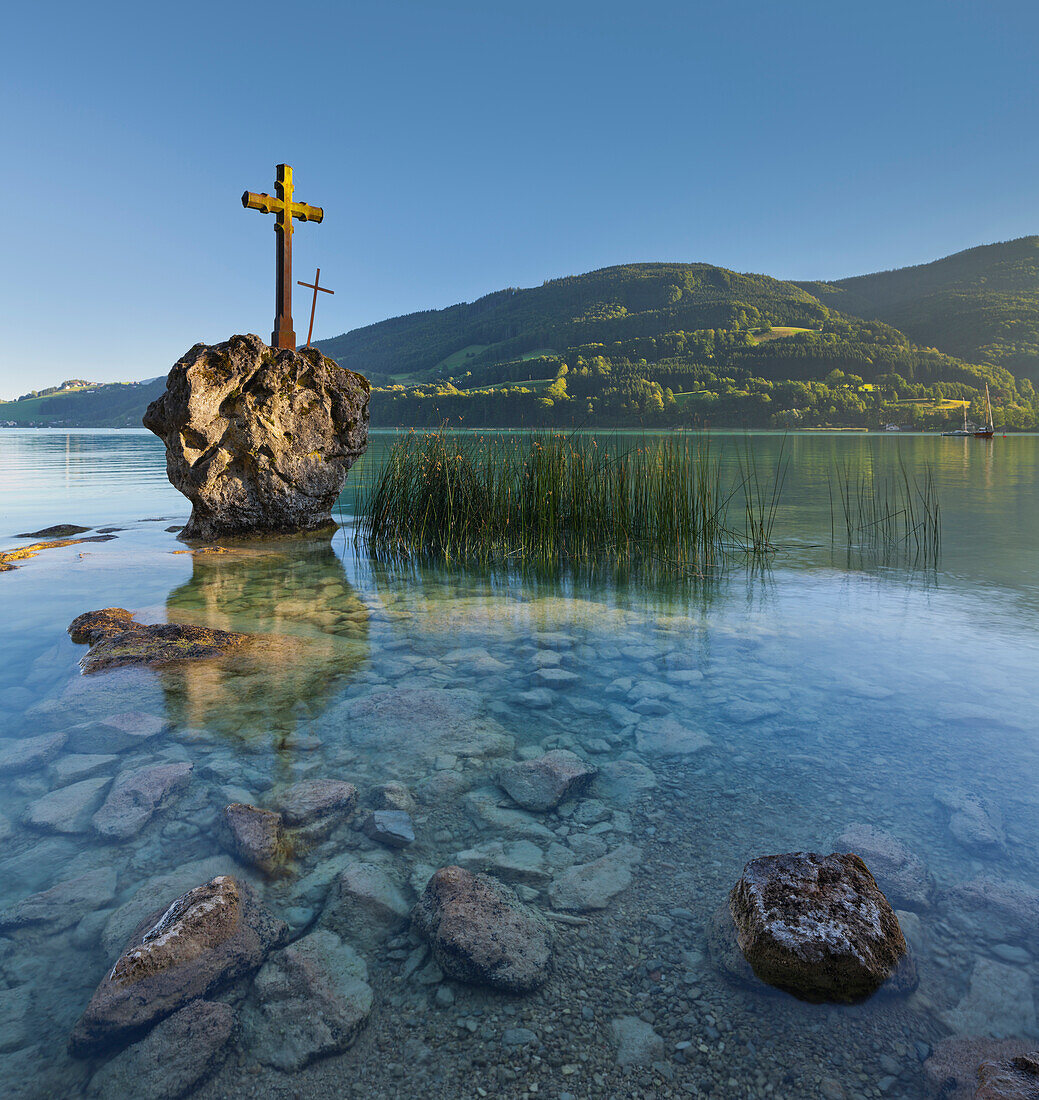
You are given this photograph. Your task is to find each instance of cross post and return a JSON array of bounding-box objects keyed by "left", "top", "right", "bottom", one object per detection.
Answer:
[
  {"left": 242, "top": 164, "right": 323, "bottom": 349},
  {"left": 297, "top": 268, "right": 335, "bottom": 348}
]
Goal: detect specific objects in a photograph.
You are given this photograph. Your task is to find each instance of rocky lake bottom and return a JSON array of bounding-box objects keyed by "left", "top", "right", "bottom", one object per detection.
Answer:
[{"left": 1, "top": 430, "right": 1038, "bottom": 1099}]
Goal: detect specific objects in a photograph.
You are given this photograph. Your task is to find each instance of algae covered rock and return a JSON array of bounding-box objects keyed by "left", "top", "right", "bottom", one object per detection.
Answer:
[
  {"left": 68, "top": 609, "right": 249, "bottom": 673},
  {"left": 725, "top": 850, "right": 914, "bottom": 1003},
  {"left": 143, "top": 333, "right": 369, "bottom": 539},
  {"left": 412, "top": 866, "right": 552, "bottom": 992},
  {"left": 70, "top": 875, "right": 286, "bottom": 1056}
]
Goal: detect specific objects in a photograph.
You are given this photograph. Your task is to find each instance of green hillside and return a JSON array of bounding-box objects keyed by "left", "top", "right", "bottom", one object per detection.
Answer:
[
  {"left": 0, "top": 378, "right": 166, "bottom": 427},
  {"left": 798, "top": 236, "right": 1039, "bottom": 381},
  {"left": 315, "top": 250, "right": 1039, "bottom": 430}
]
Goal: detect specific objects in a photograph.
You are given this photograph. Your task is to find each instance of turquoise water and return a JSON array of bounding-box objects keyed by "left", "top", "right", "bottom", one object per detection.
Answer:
[{"left": 1, "top": 429, "right": 1038, "bottom": 1098}]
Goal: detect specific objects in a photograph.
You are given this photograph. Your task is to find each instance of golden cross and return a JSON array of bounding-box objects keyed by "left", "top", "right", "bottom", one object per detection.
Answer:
[
  {"left": 242, "top": 164, "right": 323, "bottom": 349},
  {"left": 297, "top": 268, "right": 335, "bottom": 348}
]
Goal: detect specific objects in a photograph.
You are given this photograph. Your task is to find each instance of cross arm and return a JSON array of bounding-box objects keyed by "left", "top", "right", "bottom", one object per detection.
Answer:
[
  {"left": 290, "top": 201, "right": 324, "bottom": 223},
  {"left": 242, "top": 191, "right": 283, "bottom": 214}
]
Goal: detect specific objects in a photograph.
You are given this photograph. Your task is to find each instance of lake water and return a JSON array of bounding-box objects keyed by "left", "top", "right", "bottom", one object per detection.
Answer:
[{"left": 1, "top": 428, "right": 1038, "bottom": 1099}]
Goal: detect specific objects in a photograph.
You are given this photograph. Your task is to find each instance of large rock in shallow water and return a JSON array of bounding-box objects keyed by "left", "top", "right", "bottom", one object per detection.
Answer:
[
  {"left": 143, "top": 333, "right": 369, "bottom": 540},
  {"left": 726, "top": 851, "right": 914, "bottom": 1004},
  {"left": 412, "top": 866, "right": 551, "bottom": 992},
  {"left": 70, "top": 875, "right": 286, "bottom": 1056}
]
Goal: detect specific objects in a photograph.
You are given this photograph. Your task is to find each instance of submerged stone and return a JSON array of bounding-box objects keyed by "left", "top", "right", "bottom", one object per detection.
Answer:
[
  {"left": 70, "top": 875, "right": 286, "bottom": 1056},
  {"left": 548, "top": 843, "right": 641, "bottom": 911},
  {"left": 726, "top": 851, "right": 915, "bottom": 1003},
  {"left": 143, "top": 333, "right": 369, "bottom": 539},
  {"left": 273, "top": 778, "right": 358, "bottom": 827},
  {"left": 0, "top": 868, "right": 118, "bottom": 932},
  {"left": 319, "top": 859, "right": 412, "bottom": 950},
  {"left": 833, "top": 822, "right": 935, "bottom": 911},
  {"left": 241, "top": 929, "right": 372, "bottom": 1071},
  {"left": 976, "top": 1052, "right": 1039, "bottom": 1100},
  {"left": 0, "top": 730, "right": 67, "bottom": 776},
  {"left": 924, "top": 1038, "right": 1037, "bottom": 1100},
  {"left": 92, "top": 762, "right": 193, "bottom": 841},
  {"left": 412, "top": 866, "right": 552, "bottom": 993},
  {"left": 497, "top": 749, "right": 598, "bottom": 812},
  {"left": 22, "top": 776, "right": 111, "bottom": 834},
  {"left": 362, "top": 810, "right": 415, "bottom": 848}
]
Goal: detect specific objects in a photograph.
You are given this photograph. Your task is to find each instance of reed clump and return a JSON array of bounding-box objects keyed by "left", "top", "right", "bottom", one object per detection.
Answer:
[
  {"left": 829, "top": 454, "right": 942, "bottom": 562},
  {"left": 357, "top": 431, "right": 780, "bottom": 575}
]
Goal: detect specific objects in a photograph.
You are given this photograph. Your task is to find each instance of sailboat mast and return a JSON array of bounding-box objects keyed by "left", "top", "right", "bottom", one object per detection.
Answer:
[{"left": 985, "top": 382, "right": 993, "bottom": 429}]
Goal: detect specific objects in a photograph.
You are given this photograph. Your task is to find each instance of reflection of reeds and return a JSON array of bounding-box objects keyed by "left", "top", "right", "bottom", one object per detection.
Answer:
[
  {"left": 357, "top": 430, "right": 784, "bottom": 576},
  {"left": 830, "top": 454, "right": 942, "bottom": 564}
]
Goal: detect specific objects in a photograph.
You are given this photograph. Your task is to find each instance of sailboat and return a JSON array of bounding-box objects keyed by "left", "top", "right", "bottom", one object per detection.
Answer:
[
  {"left": 941, "top": 384, "right": 994, "bottom": 437},
  {"left": 974, "top": 383, "right": 995, "bottom": 437}
]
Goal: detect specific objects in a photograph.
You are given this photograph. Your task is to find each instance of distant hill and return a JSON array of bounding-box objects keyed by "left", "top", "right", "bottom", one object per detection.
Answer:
[
  {"left": 5, "top": 240, "right": 1038, "bottom": 430},
  {"left": 798, "top": 236, "right": 1039, "bottom": 381},
  {"left": 0, "top": 378, "right": 167, "bottom": 427}
]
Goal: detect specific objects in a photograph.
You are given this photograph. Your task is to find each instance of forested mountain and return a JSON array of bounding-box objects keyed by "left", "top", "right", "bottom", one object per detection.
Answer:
[
  {"left": 313, "top": 243, "right": 1039, "bottom": 430},
  {"left": 5, "top": 240, "right": 1038, "bottom": 430},
  {"left": 797, "top": 236, "right": 1039, "bottom": 381}
]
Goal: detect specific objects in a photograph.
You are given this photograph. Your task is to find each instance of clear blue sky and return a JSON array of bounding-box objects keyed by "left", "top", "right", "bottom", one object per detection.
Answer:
[{"left": 1, "top": 0, "right": 1036, "bottom": 398}]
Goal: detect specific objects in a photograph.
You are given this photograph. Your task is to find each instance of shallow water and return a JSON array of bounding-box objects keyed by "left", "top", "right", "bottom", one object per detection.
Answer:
[{"left": 1, "top": 429, "right": 1038, "bottom": 1099}]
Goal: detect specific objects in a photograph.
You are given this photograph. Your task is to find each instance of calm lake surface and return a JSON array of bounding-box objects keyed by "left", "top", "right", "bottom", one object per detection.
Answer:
[{"left": 1, "top": 428, "right": 1038, "bottom": 1099}]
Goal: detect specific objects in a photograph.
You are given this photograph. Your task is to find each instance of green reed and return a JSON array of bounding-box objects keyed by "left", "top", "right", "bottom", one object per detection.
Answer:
[
  {"left": 357, "top": 430, "right": 782, "bottom": 576},
  {"left": 830, "top": 453, "right": 942, "bottom": 562}
]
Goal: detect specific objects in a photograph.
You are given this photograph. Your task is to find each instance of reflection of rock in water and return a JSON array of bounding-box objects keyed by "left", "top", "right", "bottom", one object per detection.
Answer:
[{"left": 160, "top": 541, "right": 369, "bottom": 740}]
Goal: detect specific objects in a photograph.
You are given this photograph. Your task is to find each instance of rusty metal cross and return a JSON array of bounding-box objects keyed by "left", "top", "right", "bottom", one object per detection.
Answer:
[
  {"left": 297, "top": 268, "right": 335, "bottom": 348},
  {"left": 242, "top": 164, "right": 323, "bottom": 349}
]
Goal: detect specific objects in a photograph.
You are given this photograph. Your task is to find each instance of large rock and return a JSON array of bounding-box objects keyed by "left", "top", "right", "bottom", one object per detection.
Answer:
[
  {"left": 70, "top": 875, "right": 286, "bottom": 1056},
  {"left": 411, "top": 866, "right": 552, "bottom": 992},
  {"left": 726, "top": 851, "right": 914, "bottom": 1003},
  {"left": 941, "top": 876, "right": 1039, "bottom": 953},
  {"left": 86, "top": 1000, "right": 237, "bottom": 1100},
  {"left": 241, "top": 929, "right": 372, "bottom": 1071},
  {"left": 143, "top": 334, "right": 369, "bottom": 539},
  {"left": 833, "top": 823, "right": 935, "bottom": 911},
  {"left": 93, "top": 763, "right": 193, "bottom": 841},
  {"left": 497, "top": 750, "right": 598, "bottom": 812},
  {"left": 924, "top": 1038, "right": 1037, "bottom": 1100},
  {"left": 69, "top": 609, "right": 248, "bottom": 674},
  {"left": 976, "top": 1053, "right": 1039, "bottom": 1100}
]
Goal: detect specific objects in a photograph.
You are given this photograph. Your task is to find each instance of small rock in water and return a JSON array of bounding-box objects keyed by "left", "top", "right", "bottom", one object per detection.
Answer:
[
  {"left": 84, "top": 1000, "right": 236, "bottom": 1100},
  {"left": 611, "top": 1016, "right": 664, "bottom": 1066},
  {"left": 363, "top": 810, "right": 415, "bottom": 848},
  {"left": 725, "top": 851, "right": 915, "bottom": 1003},
  {"left": 66, "top": 711, "right": 167, "bottom": 754},
  {"left": 497, "top": 749, "right": 598, "bottom": 812},
  {"left": 411, "top": 866, "right": 552, "bottom": 993},
  {"left": 241, "top": 929, "right": 373, "bottom": 1071},
  {"left": 939, "top": 958, "right": 1037, "bottom": 1038},
  {"left": 70, "top": 875, "right": 286, "bottom": 1056},
  {"left": 17, "top": 523, "right": 91, "bottom": 538},
  {"left": 371, "top": 781, "right": 417, "bottom": 813},
  {"left": 222, "top": 803, "right": 287, "bottom": 875}
]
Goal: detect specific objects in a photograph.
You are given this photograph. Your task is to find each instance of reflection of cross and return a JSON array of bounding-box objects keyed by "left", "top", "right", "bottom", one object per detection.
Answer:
[
  {"left": 242, "top": 164, "right": 323, "bottom": 349},
  {"left": 297, "top": 268, "right": 335, "bottom": 348}
]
